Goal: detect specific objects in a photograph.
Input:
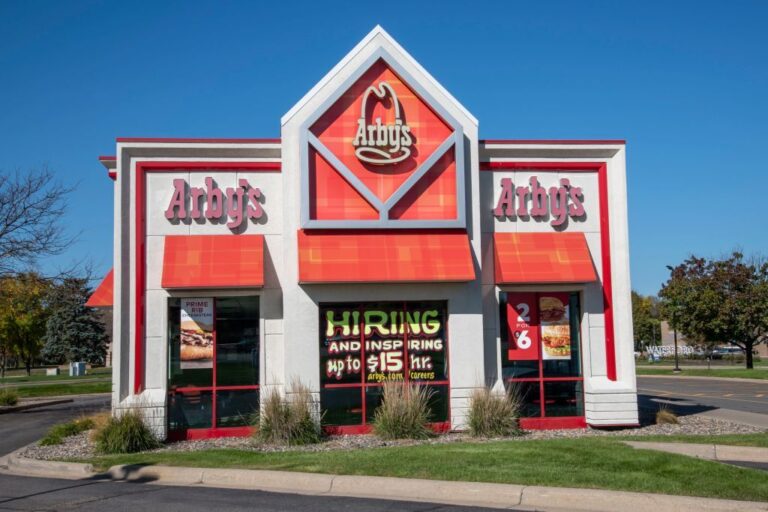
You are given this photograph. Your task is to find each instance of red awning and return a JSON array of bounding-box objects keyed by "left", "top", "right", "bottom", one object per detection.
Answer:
[
  {"left": 86, "top": 269, "right": 114, "bottom": 307},
  {"left": 162, "top": 235, "right": 264, "bottom": 288},
  {"left": 298, "top": 230, "right": 475, "bottom": 283},
  {"left": 494, "top": 232, "right": 597, "bottom": 284}
]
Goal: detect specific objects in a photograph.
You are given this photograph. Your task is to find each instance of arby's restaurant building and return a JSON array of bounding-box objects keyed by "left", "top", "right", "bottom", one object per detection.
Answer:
[{"left": 87, "top": 27, "right": 639, "bottom": 440}]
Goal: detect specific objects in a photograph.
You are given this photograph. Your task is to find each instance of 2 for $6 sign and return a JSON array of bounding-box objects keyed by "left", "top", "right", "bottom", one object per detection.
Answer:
[{"left": 507, "top": 293, "right": 540, "bottom": 361}]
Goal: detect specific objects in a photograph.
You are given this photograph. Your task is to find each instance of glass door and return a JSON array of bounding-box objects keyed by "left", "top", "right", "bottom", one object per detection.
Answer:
[
  {"left": 167, "top": 296, "right": 260, "bottom": 439},
  {"left": 500, "top": 291, "right": 585, "bottom": 429}
]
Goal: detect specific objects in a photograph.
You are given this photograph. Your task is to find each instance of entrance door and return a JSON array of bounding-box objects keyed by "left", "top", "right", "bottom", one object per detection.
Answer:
[
  {"left": 167, "top": 296, "right": 260, "bottom": 440},
  {"left": 500, "top": 291, "right": 585, "bottom": 429}
]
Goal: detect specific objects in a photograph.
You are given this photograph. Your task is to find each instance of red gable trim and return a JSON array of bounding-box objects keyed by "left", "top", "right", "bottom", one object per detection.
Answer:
[
  {"left": 86, "top": 269, "right": 114, "bottom": 307},
  {"left": 298, "top": 230, "right": 475, "bottom": 283}
]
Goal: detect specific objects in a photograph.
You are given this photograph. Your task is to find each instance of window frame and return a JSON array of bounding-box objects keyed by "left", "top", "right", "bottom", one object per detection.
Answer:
[{"left": 319, "top": 300, "right": 451, "bottom": 434}]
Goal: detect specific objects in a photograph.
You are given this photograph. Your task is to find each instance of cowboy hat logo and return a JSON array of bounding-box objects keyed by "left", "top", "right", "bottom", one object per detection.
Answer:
[{"left": 352, "top": 81, "right": 413, "bottom": 165}]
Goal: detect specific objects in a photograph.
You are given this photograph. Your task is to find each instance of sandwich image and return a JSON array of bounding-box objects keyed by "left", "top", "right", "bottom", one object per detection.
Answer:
[
  {"left": 180, "top": 326, "right": 213, "bottom": 361},
  {"left": 539, "top": 297, "right": 566, "bottom": 323},
  {"left": 541, "top": 324, "right": 571, "bottom": 358}
]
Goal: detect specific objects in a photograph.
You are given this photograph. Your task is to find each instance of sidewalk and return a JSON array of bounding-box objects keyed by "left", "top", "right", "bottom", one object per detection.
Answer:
[
  {"left": 625, "top": 441, "right": 768, "bottom": 464},
  {"left": 2, "top": 445, "right": 766, "bottom": 512}
]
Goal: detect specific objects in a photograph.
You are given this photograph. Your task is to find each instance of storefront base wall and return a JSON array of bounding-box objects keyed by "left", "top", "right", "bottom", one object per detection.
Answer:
[
  {"left": 114, "top": 389, "right": 167, "bottom": 439},
  {"left": 584, "top": 390, "right": 639, "bottom": 426}
]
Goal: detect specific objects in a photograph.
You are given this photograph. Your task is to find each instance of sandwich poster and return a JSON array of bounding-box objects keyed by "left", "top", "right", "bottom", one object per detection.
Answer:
[
  {"left": 539, "top": 294, "right": 571, "bottom": 360},
  {"left": 506, "top": 293, "right": 540, "bottom": 361},
  {"left": 180, "top": 298, "right": 214, "bottom": 369}
]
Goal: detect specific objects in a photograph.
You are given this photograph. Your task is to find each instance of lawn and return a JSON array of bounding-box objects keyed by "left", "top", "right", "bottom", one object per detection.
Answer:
[
  {"left": 14, "top": 381, "right": 111, "bottom": 398},
  {"left": 0, "top": 367, "right": 111, "bottom": 384},
  {"left": 77, "top": 437, "right": 768, "bottom": 502},
  {"left": 636, "top": 367, "right": 768, "bottom": 380}
]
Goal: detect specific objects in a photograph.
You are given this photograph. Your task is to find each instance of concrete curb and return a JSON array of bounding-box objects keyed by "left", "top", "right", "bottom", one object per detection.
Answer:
[
  {"left": 625, "top": 441, "right": 768, "bottom": 464},
  {"left": 2, "top": 449, "right": 767, "bottom": 511},
  {"left": 0, "top": 398, "right": 73, "bottom": 415},
  {"left": 638, "top": 374, "right": 768, "bottom": 384}
]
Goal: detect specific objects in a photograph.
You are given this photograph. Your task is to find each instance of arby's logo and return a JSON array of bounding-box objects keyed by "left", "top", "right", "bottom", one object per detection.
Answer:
[{"left": 352, "top": 81, "right": 413, "bottom": 165}]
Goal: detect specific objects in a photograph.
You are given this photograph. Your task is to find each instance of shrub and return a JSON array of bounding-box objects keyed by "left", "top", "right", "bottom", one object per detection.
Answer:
[
  {"left": 40, "top": 417, "right": 95, "bottom": 446},
  {"left": 656, "top": 405, "right": 679, "bottom": 425},
  {"left": 0, "top": 388, "right": 19, "bottom": 406},
  {"left": 93, "top": 409, "right": 160, "bottom": 454},
  {"left": 467, "top": 387, "right": 521, "bottom": 438},
  {"left": 372, "top": 382, "right": 433, "bottom": 440},
  {"left": 254, "top": 381, "right": 321, "bottom": 446}
]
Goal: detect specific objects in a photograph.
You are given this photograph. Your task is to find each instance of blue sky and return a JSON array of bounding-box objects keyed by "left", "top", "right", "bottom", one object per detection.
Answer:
[{"left": 1, "top": 1, "right": 766, "bottom": 295}]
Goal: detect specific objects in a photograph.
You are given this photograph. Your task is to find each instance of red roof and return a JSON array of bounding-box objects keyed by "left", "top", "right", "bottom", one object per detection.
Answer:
[
  {"left": 86, "top": 269, "right": 114, "bottom": 307},
  {"left": 162, "top": 235, "right": 264, "bottom": 288},
  {"left": 494, "top": 232, "right": 597, "bottom": 284},
  {"left": 298, "top": 230, "right": 475, "bottom": 283}
]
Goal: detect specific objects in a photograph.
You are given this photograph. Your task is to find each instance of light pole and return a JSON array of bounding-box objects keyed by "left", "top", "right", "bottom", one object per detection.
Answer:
[
  {"left": 672, "top": 311, "right": 681, "bottom": 373},
  {"left": 666, "top": 265, "right": 682, "bottom": 374}
]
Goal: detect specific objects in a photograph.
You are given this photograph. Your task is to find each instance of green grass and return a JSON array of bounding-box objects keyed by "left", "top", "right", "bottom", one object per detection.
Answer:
[
  {"left": 40, "top": 417, "right": 95, "bottom": 446},
  {"left": 74, "top": 437, "right": 768, "bottom": 502},
  {"left": 0, "top": 367, "right": 111, "bottom": 384},
  {"left": 619, "top": 432, "right": 768, "bottom": 448},
  {"left": 636, "top": 367, "right": 768, "bottom": 379},
  {"left": 13, "top": 381, "right": 111, "bottom": 398}
]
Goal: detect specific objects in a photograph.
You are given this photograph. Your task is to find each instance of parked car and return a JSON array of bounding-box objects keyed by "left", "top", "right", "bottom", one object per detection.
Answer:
[{"left": 710, "top": 346, "right": 743, "bottom": 359}]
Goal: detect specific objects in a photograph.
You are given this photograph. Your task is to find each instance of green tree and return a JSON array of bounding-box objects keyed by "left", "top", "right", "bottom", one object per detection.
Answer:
[
  {"left": 659, "top": 252, "right": 768, "bottom": 369},
  {"left": 632, "top": 291, "right": 661, "bottom": 352},
  {"left": 42, "top": 278, "right": 108, "bottom": 365},
  {"left": 0, "top": 273, "right": 51, "bottom": 376}
]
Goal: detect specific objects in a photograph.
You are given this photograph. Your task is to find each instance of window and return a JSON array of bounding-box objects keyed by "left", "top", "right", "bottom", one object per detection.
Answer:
[
  {"left": 500, "top": 291, "right": 584, "bottom": 420},
  {"left": 168, "top": 296, "right": 260, "bottom": 434},
  {"left": 319, "top": 301, "right": 449, "bottom": 430}
]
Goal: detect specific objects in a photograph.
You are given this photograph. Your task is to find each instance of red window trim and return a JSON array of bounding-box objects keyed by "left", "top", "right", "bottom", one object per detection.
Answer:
[
  {"left": 132, "top": 161, "right": 280, "bottom": 395},
  {"left": 482, "top": 162, "right": 617, "bottom": 381},
  {"left": 323, "top": 421, "right": 451, "bottom": 436}
]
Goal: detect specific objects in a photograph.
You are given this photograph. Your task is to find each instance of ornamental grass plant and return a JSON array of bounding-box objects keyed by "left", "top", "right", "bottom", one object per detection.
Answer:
[
  {"left": 372, "top": 382, "right": 433, "bottom": 440},
  {"left": 253, "top": 381, "right": 321, "bottom": 446},
  {"left": 93, "top": 409, "right": 160, "bottom": 454},
  {"left": 655, "top": 404, "right": 679, "bottom": 425},
  {"left": 0, "top": 388, "right": 19, "bottom": 406},
  {"left": 40, "top": 416, "right": 95, "bottom": 446},
  {"left": 467, "top": 386, "right": 522, "bottom": 438}
]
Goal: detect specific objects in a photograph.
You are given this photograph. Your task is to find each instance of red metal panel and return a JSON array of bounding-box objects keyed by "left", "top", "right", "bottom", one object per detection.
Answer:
[
  {"left": 494, "top": 232, "right": 597, "bottom": 284},
  {"left": 133, "top": 162, "right": 281, "bottom": 394},
  {"left": 85, "top": 269, "right": 114, "bottom": 307},
  {"left": 298, "top": 230, "right": 475, "bottom": 283},
  {"left": 519, "top": 417, "right": 587, "bottom": 430},
  {"left": 162, "top": 235, "right": 265, "bottom": 289}
]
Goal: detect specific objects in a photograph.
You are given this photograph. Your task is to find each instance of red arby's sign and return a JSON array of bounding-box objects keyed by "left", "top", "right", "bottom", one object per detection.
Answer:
[
  {"left": 506, "top": 292, "right": 540, "bottom": 361},
  {"left": 352, "top": 81, "right": 413, "bottom": 165},
  {"left": 493, "top": 177, "right": 585, "bottom": 227},
  {"left": 164, "top": 177, "right": 264, "bottom": 230}
]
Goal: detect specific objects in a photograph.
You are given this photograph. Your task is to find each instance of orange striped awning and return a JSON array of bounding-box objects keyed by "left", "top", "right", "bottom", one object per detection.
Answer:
[
  {"left": 494, "top": 232, "right": 597, "bottom": 284},
  {"left": 162, "top": 235, "right": 264, "bottom": 289},
  {"left": 298, "top": 230, "right": 475, "bottom": 283},
  {"left": 86, "top": 269, "right": 114, "bottom": 307}
]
